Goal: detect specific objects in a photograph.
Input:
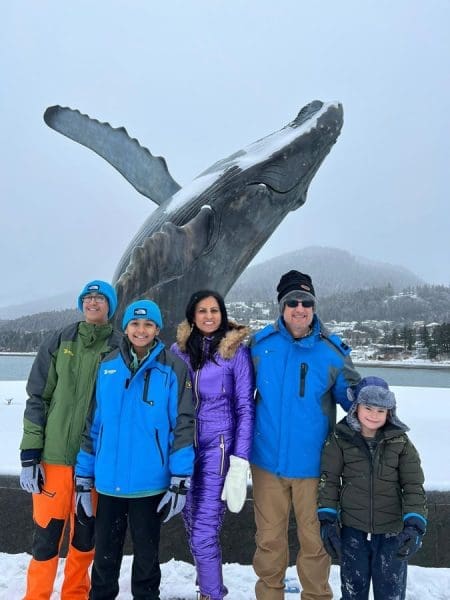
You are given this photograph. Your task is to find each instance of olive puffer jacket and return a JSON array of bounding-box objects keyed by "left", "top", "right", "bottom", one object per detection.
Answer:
[{"left": 318, "top": 418, "right": 427, "bottom": 534}]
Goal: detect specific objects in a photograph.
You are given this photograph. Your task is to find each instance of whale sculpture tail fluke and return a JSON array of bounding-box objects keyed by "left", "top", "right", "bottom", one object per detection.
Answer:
[{"left": 43, "top": 105, "right": 181, "bottom": 204}]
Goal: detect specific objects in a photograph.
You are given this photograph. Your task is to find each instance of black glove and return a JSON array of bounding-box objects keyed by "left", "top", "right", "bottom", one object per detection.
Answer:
[
  {"left": 157, "top": 476, "right": 190, "bottom": 523},
  {"left": 75, "top": 476, "right": 94, "bottom": 526},
  {"left": 318, "top": 511, "right": 341, "bottom": 562},
  {"left": 396, "top": 515, "right": 427, "bottom": 560}
]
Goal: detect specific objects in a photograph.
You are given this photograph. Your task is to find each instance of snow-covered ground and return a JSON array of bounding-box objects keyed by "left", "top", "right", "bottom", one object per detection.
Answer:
[
  {"left": 1, "top": 381, "right": 449, "bottom": 598},
  {"left": 1, "top": 554, "right": 449, "bottom": 600}
]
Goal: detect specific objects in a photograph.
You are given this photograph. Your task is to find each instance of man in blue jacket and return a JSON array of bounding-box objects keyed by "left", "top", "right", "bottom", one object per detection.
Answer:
[{"left": 250, "top": 270, "right": 360, "bottom": 600}]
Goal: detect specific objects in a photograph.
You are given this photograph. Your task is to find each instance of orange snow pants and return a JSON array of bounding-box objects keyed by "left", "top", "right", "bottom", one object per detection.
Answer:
[{"left": 23, "top": 463, "right": 96, "bottom": 600}]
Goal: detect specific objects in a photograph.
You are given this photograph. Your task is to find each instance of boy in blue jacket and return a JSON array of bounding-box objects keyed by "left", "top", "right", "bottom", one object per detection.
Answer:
[{"left": 75, "top": 299, "right": 195, "bottom": 599}]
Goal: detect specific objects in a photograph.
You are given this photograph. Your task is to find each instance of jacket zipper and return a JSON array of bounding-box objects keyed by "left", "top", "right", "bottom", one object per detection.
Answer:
[
  {"left": 219, "top": 434, "right": 225, "bottom": 475},
  {"left": 299, "top": 362, "right": 308, "bottom": 397},
  {"left": 66, "top": 348, "right": 99, "bottom": 463},
  {"left": 194, "top": 370, "right": 200, "bottom": 410},
  {"left": 369, "top": 458, "right": 373, "bottom": 535},
  {"left": 369, "top": 440, "right": 381, "bottom": 535},
  {"left": 193, "top": 369, "right": 200, "bottom": 448}
]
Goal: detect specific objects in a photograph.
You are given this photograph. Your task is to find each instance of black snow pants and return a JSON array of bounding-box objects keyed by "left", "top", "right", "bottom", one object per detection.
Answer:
[{"left": 90, "top": 493, "right": 164, "bottom": 600}]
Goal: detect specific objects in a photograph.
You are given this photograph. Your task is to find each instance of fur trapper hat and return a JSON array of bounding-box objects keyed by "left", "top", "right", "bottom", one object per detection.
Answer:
[{"left": 346, "top": 376, "right": 408, "bottom": 432}]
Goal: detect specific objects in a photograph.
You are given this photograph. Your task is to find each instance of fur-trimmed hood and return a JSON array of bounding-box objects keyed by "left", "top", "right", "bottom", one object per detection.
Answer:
[{"left": 175, "top": 319, "right": 250, "bottom": 360}]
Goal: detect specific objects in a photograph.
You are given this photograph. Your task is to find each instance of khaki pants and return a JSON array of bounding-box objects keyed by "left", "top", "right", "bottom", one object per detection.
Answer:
[{"left": 251, "top": 465, "right": 332, "bottom": 600}]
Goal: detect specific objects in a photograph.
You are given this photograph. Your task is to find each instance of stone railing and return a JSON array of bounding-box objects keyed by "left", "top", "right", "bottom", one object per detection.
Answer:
[{"left": 1, "top": 476, "right": 447, "bottom": 568}]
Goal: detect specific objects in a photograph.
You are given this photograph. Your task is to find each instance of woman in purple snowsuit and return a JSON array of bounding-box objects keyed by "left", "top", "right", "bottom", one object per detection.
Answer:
[{"left": 171, "top": 289, "right": 255, "bottom": 600}]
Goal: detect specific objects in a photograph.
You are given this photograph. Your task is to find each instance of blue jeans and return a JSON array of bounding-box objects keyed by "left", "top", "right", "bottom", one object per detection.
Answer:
[{"left": 340, "top": 526, "right": 407, "bottom": 600}]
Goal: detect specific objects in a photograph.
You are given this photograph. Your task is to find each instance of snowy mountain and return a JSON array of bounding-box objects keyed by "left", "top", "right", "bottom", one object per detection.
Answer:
[
  {"left": 0, "top": 247, "right": 424, "bottom": 320},
  {"left": 0, "top": 291, "right": 78, "bottom": 320},
  {"left": 228, "top": 246, "right": 424, "bottom": 301}
]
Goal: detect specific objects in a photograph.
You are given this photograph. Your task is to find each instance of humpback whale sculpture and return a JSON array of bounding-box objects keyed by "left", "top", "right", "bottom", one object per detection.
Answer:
[{"left": 44, "top": 100, "right": 343, "bottom": 341}]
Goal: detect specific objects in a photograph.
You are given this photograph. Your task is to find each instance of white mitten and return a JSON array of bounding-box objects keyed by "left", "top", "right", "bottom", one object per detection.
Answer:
[{"left": 221, "top": 455, "right": 249, "bottom": 513}]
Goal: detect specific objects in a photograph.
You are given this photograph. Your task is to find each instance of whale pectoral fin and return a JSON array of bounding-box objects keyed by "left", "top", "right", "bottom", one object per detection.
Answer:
[
  {"left": 43, "top": 105, "right": 181, "bottom": 205},
  {"left": 115, "top": 206, "right": 214, "bottom": 307}
]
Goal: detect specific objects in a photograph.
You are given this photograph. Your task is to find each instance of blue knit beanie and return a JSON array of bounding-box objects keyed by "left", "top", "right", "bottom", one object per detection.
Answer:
[
  {"left": 346, "top": 376, "right": 408, "bottom": 432},
  {"left": 77, "top": 280, "right": 117, "bottom": 319},
  {"left": 122, "top": 299, "right": 163, "bottom": 331}
]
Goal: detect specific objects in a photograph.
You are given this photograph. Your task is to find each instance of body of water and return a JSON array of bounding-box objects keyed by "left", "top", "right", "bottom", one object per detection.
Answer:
[
  {"left": 0, "top": 355, "right": 35, "bottom": 381},
  {"left": 354, "top": 362, "right": 449, "bottom": 388},
  {"left": 0, "top": 355, "right": 448, "bottom": 388}
]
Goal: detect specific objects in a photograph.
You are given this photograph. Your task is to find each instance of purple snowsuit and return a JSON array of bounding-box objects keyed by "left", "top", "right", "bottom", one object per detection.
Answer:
[{"left": 171, "top": 320, "right": 255, "bottom": 600}]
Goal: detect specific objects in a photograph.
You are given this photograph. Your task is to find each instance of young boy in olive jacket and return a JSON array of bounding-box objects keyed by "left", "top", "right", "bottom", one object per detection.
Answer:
[{"left": 318, "top": 376, "right": 427, "bottom": 600}]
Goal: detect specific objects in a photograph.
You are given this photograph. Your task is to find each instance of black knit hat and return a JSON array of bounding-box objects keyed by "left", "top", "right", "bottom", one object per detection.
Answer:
[{"left": 276, "top": 270, "right": 315, "bottom": 302}]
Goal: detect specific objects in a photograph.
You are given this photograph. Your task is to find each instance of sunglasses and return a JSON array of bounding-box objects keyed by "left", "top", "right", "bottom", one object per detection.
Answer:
[{"left": 285, "top": 299, "right": 315, "bottom": 309}]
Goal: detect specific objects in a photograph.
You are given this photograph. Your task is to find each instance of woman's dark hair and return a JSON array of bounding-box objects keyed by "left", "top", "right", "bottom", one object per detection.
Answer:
[{"left": 185, "top": 289, "right": 229, "bottom": 370}]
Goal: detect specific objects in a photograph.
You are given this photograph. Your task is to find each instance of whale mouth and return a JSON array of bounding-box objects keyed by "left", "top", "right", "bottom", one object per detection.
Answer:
[
  {"left": 243, "top": 102, "right": 343, "bottom": 200},
  {"left": 248, "top": 151, "right": 326, "bottom": 198}
]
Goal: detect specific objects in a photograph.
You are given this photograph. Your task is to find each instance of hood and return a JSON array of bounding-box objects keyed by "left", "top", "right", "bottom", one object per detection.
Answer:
[{"left": 176, "top": 319, "right": 250, "bottom": 359}]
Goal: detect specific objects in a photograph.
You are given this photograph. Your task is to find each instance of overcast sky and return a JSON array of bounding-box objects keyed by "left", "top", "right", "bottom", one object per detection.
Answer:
[{"left": 1, "top": 1, "right": 449, "bottom": 307}]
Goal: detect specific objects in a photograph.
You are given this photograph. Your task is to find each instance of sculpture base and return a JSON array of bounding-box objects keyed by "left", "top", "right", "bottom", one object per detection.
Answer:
[{"left": 1, "top": 476, "right": 447, "bottom": 568}]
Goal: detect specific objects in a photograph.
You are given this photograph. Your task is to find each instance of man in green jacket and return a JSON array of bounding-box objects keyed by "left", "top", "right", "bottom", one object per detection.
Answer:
[{"left": 19, "top": 280, "right": 122, "bottom": 600}]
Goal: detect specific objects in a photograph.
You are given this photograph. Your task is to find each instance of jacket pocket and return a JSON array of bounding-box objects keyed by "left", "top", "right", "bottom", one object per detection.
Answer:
[
  {"left": 154, "top": 428, "right": 165, "bottom": 467},
  {"left": 194, "top": 419, "right": 198, "bottom": 449},
  {"left": 378, "top": 440, "right": 402, "bottom": 480},
  {"left": 142, "top": 370, "right": 152, "bottom": 404},
  {"left": 96, "top": 425, "right": 104, "bottom": 456},
  {"left": 339, "top": 482, "right": 350, "bottom": 505},
  {"left": 142, "top": 368, "right": 169, "bottom": 405},
  {"left": 221, "top": 371, "right": 234, "bottom": 396},
  {"left": 219, "top": 434, "right": 225, "bottom": 476}
]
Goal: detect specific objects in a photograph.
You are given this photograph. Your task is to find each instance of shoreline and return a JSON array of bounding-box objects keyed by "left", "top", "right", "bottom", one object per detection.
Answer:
[
  {"left": 354, "top": 360, "right": 450, "bottom": 370},
  {"left": 0, "top": 352, "right": 37, "bottom": 357},
  {"left": 0, "top": 352, "right": 449, "bottom": 369}
]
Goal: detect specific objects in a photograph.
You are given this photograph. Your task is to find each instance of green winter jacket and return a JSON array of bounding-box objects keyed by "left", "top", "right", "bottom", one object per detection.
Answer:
[
  {"left": 318, "top": 418, "right": 427, "bottom": 534},
  {"left": 20, "top": 321, "right": 122, "bottom": 466}
]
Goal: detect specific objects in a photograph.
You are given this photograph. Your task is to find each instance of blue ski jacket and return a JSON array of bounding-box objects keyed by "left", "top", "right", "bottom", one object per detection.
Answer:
[
  {"left": 250, "top": 315, "right": 360, "bottom": 478},
  {"left": 76, "top": 338, "right": 195, "bottom": 496}
]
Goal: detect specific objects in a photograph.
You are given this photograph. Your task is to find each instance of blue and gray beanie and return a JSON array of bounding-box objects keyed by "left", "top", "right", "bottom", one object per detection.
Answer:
[
  {"left": 346, "top": 376, "right": 408, "bottom": 432},
  {"left": 122, "top": 299, "right": 163, "bottom": 331},
  {"left": 77, "top": 280, "right": 118, "bottom": 319}
]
